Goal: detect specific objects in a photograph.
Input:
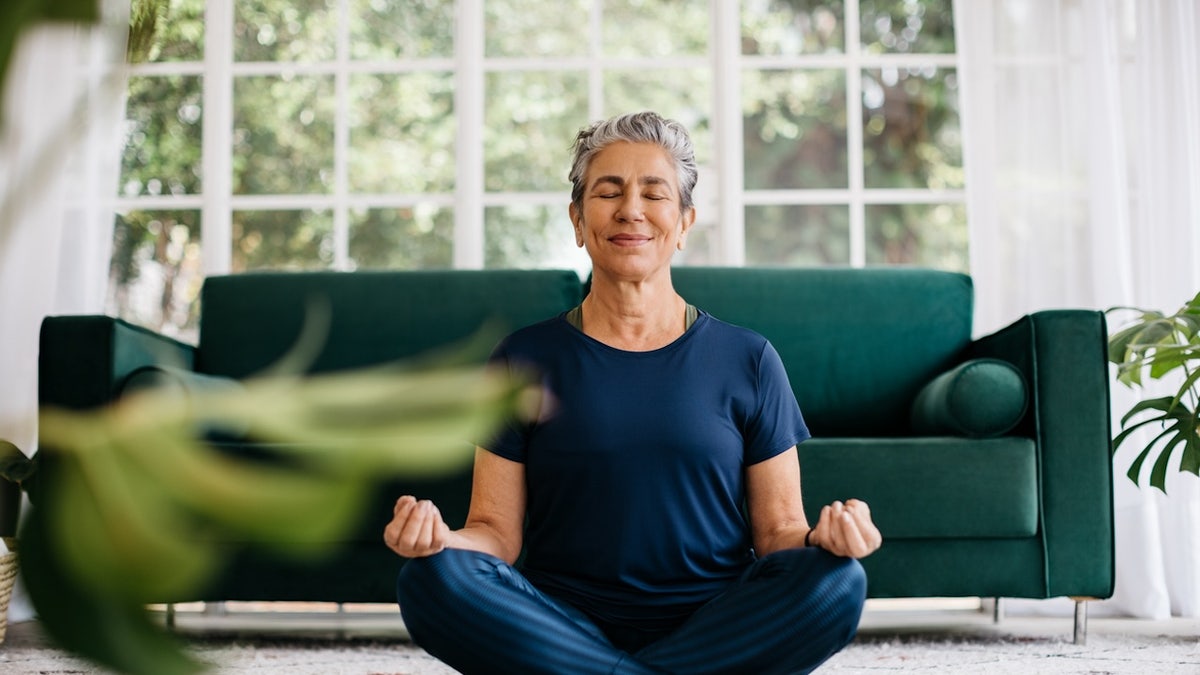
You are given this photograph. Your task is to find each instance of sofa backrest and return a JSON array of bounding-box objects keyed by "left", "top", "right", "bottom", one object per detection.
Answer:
[
  {"left": 197, "top": 267, "right": 973, "bottom": 437},
  {"left": 197, "top": 270, "right": 584, "bottom": 378},
  {"left": 671, "top": 267, "right": 974, "bottom": 437}
]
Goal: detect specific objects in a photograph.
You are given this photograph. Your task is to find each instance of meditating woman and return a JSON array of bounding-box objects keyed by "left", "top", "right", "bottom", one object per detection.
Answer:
[{"left": 384, "top": 110, "right": 881, "bottom": 674}]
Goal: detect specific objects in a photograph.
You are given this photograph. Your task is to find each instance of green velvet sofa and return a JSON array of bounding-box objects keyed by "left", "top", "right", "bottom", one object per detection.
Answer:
[{"left": 37, "top": 267, "right": 1114, "bottom": 631}]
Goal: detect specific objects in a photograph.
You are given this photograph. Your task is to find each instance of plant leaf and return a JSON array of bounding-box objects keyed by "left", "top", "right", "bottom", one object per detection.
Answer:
[
  {"left": 20, "top": 503, "right": 207, "bottom": 675},
  {"left": 1126, "top": 442, "right": 1156, "bottom": 487},
  {"left": 1120, "top": 396, "right": 1177, "bottom": 427},
  {"left": 46, "top": 445, "right": 219, "bottom": 603},
  {"left": 1148, "top": 427, "right": 1186, "bottom": 493},
  {"left": 1180, "top": 423, "right": 1200, "bottom": 476},
  {"left": 1112, "top": 414, "right": 1171, "bottom": 455},
  {"left": 0, "top": 439, "right": 34, "bottom": 483}
]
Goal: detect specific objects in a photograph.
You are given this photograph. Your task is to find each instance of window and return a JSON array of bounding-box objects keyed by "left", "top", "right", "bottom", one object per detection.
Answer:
[{"left": 110, "top": 0, "right": 963, "bottom": 339}]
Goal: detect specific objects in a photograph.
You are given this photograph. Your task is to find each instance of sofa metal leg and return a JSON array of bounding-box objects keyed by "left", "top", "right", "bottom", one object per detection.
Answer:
[
  {"left": 165, "top": 603, "right": 175, "bottom": 631},
  {"left": 1073, "top": 598, "right": 1088, "bottom": 645},
  {"left": 993, "top": 597, "right": 1004, "bottom": 624}
]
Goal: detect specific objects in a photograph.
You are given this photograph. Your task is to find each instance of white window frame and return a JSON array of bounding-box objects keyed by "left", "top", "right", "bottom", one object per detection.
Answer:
[{"left": 113, "top": 0, "right": 963, "bottom": 276}]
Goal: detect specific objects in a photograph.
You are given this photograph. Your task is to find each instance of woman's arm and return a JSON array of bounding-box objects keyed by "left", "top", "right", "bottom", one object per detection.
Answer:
[
  {"left": 746, "top": 447, "right": 881, "bottom": 558},
  {"left": 746, "top": 447, "right": 811, "bottom": 556},
  {"left": 384, "top": 447, "right": 527, "bottom": 564}
]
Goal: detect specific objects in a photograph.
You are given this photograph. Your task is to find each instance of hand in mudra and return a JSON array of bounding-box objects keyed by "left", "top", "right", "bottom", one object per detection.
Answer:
[
  {"left": 808, "top": 499, "right": 881, "bottom": 559},
  {"left": 384, "top": 495, "right": 450, "bottom": 558}
]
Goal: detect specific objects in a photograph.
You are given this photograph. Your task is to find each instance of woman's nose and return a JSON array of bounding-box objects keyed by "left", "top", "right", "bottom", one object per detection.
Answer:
[{"left": 616, "top": 194, "right": 644, "bottom": 221}]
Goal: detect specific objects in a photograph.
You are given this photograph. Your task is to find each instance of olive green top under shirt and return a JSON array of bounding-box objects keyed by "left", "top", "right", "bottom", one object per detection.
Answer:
[{"left": 564, "top": 303, "right": 700, "bottom": 334}]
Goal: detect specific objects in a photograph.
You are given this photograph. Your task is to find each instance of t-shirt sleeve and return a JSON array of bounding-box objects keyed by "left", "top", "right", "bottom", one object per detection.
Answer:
[
  {"left": 476, "top": 339, "right": 530, "bottom": 463},
  {"left": 744, "top": 340, "right": 810, "bottom": 465}
]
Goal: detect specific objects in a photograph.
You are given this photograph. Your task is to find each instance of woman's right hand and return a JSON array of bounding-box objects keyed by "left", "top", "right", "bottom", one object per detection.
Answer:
[{"left": 383, "top": 495, "right": 450, "bottom": 558}]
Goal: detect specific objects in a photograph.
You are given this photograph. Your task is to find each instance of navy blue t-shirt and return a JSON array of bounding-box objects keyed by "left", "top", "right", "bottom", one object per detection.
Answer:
[{"left": 484, "top": 311, "right": 810, "bottom": 630}]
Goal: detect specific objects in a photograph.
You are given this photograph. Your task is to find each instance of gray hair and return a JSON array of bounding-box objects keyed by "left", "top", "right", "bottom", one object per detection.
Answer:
[{"left": 568, "top": 111, "right": 698, "bottom": 213}]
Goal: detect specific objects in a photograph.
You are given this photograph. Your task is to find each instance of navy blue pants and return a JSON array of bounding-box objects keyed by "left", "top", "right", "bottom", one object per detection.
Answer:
[{"left": 396, "top": 547, "right": 866, "bottom": 674}]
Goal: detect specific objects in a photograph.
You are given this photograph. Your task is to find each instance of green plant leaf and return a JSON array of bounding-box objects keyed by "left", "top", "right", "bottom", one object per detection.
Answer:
[
  {"left": 47, "top": 446, "right": 220, "bottom": 603},
  {"left": 1108, "top": 322, "right": 1149, "bottom": 365},
  {"left": 1171, "top": 366, "right": 1200, "bottom": 411},
  {"left": 1112, "top": 394, "right": 1200, "bottom": 493},
  {"left": 26, "top": 334, "right": 530, "bottom": 674},
  {"left": 0, "top": 440, "right": 34, "bottom": 483},
  {"left": 1180, "top": 425, "right": 1200, "bottom": 476},
  {"left": 20, "top": 503, "right": 206, "bottom": 675},
  {"left": 1149, "top": 344, "right": 1198, "bottom": 380},
  {"left": 1112, "top": 413, "right": 1171, "bottom": 456},
  {"left": 1119, "top": 396, "right": 1177, "bottom": 426},
  {"left": 1148, "top": 429, "right": 1186, "bottom": 493},
  {"left": 1184, "top": 290, "right": 1200, "bottom": 314},
  {"left": 1125, "top": 441, "right": 1156, "bottom": 486}
]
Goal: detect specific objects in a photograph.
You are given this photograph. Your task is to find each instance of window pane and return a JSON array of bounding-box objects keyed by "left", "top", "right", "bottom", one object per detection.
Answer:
[
  {"left": 349, "top": 73, "right": 455, "bottom": 193},
  {"left": 743, "top": 69, "right": 848, "bottom": 190},
  {"left": 486, "top": 0, "right": 590, "bottom": 57},
  {"left": 865, "top": 203, "right": 967, "bottom": 271},
  {"left": 603, "top": 68, "right": 712, "bottom": 165},
  {"left": 350, "top": 0, "right": 454, "bottom": 59},
  {"left": 232, "top": 210, "right": 334, "bottom": 271},
  {"left": 745, "top": 204, "right": 850, "bottom": 265},
  {"left": 233, "top": 76, "right": 335, "bottom": 194},
  {"left": 741, "top": 0, "right": 844, "bottom": 56},
  {"left": 485, "top": 71, "right": 588, "bottom": 192},
  {"left": 121, "top": 76, "right": 203, "bottom": 197},
  {"left": 107, "top": 210, "right": 203, "bottom": 341},
  {"left": 603, "top": 0, "right": 709, "bottom": 58},
  {"left": 860, "top": 0, "right": 955, "bottom": 54},
  {"left": 133, "top": 0, "right": 205, "bottom": 63},
  {"left": 862, "top": 67, "right": 961, "bottom": 189},
  {"left": 234, "top": 0, "right": 337, "bottom": 62},
  {"left": 485, "top": 205, "right": 589, "bottom": 272},
  {"left": 348, "top": 206, "right": 453, "bottom": 270}
]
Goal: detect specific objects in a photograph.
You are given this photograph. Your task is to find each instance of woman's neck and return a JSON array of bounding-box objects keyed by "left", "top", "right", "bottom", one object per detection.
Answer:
[{"left": 580, "top": 275, "right": 688, "bottom": 352}]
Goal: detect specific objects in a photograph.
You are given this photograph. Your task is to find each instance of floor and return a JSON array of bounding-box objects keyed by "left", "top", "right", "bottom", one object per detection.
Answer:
[{"left": 3, "top": 599, "right": 1198, "bottom": 674}]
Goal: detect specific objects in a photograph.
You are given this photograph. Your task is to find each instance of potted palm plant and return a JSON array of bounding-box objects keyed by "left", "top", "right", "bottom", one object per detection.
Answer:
[{"left": 1107, "top": 291, "right": 1200, "bottom": 492}]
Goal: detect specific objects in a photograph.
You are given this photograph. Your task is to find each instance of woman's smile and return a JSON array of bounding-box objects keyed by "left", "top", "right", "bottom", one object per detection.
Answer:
[{"left": 609, "top": 233, "right": 653, "bottom": 247}]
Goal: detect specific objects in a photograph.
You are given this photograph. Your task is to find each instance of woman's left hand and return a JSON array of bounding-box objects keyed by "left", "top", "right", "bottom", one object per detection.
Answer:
[{"left": 807, "top": 499, "right": 882, "bottom": 559}]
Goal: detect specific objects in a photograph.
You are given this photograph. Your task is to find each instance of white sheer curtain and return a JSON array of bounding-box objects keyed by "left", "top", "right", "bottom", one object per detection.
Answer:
[
  {"left": 0, "top": 4, "right": 129, "bottom": 622},
  {"left": 955, "top": 0, "right": 1200, "bottom": 618}
]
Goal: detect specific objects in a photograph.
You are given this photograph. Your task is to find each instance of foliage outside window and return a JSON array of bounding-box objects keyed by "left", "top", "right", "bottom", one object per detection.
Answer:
[{"left": 110, "top": 0, "right": 964, "bottom": 341}]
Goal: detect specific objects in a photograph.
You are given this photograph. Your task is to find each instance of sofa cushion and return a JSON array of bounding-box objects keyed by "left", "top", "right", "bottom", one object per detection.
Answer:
[
  {"left": 910, "top": 358, "right": 1028, "bottom": 438},
  {"left": 671, "top": 267, "right": 973, "bottom": 436},
  {"left": 797, "top": 437, "right": 1038, "bottom": 539},
  {"left": 197, "top": 270, "right": 584, "bottom": 378}
]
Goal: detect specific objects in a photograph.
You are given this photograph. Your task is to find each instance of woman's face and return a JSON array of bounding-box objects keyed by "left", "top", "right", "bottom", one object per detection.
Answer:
[{"left": 570, "top": 141, "right": 696, "bottom": 283}]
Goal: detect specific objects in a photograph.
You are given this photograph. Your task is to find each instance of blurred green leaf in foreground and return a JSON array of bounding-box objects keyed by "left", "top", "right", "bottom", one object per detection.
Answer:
[{"left": 21, "top": 343, "right": 532, "bottom": 675}]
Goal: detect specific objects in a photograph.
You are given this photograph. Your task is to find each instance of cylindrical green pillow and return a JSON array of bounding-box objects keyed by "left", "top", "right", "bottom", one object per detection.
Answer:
[
  {"left": 120, "top": 365, "right": 246, "bottom": 436},
  {"left": 910, "top": 358, "right": 1028, "bottom": 438},
  {"left": 120, "top": 365, "right": 242, "bottom": 399}
]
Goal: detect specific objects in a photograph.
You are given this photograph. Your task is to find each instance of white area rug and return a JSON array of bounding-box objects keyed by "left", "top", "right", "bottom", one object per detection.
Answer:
[{"left": 2, "top": 612, "right": 1198, "bottom": 674}]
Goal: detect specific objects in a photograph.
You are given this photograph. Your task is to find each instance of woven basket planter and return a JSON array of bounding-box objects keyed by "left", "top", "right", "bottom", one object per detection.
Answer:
[{"left": 0, "top": 547, "right": 15, "bottom": 644}]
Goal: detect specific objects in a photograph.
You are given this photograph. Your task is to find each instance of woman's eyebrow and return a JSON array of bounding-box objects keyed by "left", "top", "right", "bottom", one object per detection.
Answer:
[{"left": 590, "top": 175, "right": 674, "bottom": 191}]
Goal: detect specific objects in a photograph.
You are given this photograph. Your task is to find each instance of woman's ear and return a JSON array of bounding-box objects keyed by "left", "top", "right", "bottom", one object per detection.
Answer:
[
  {"left": 569, "top": 203, "right": 584, "bottom": 248},
  {"left": 677, "top": 207, "right": 697, "bottom": 250}
]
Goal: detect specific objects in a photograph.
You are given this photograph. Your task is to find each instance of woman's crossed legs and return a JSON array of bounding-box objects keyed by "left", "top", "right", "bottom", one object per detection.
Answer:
[{"left": 396, "top": 547, "right": 866, "bottom": 675}]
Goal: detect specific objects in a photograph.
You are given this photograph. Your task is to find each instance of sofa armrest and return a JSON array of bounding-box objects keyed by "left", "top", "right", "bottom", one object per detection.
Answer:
[
  {"left": 966, "top": 309, "right": 1114, "bottom": 599},
  {"left": 39, "top": 315, "right": 197, "bottom": 411}
]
